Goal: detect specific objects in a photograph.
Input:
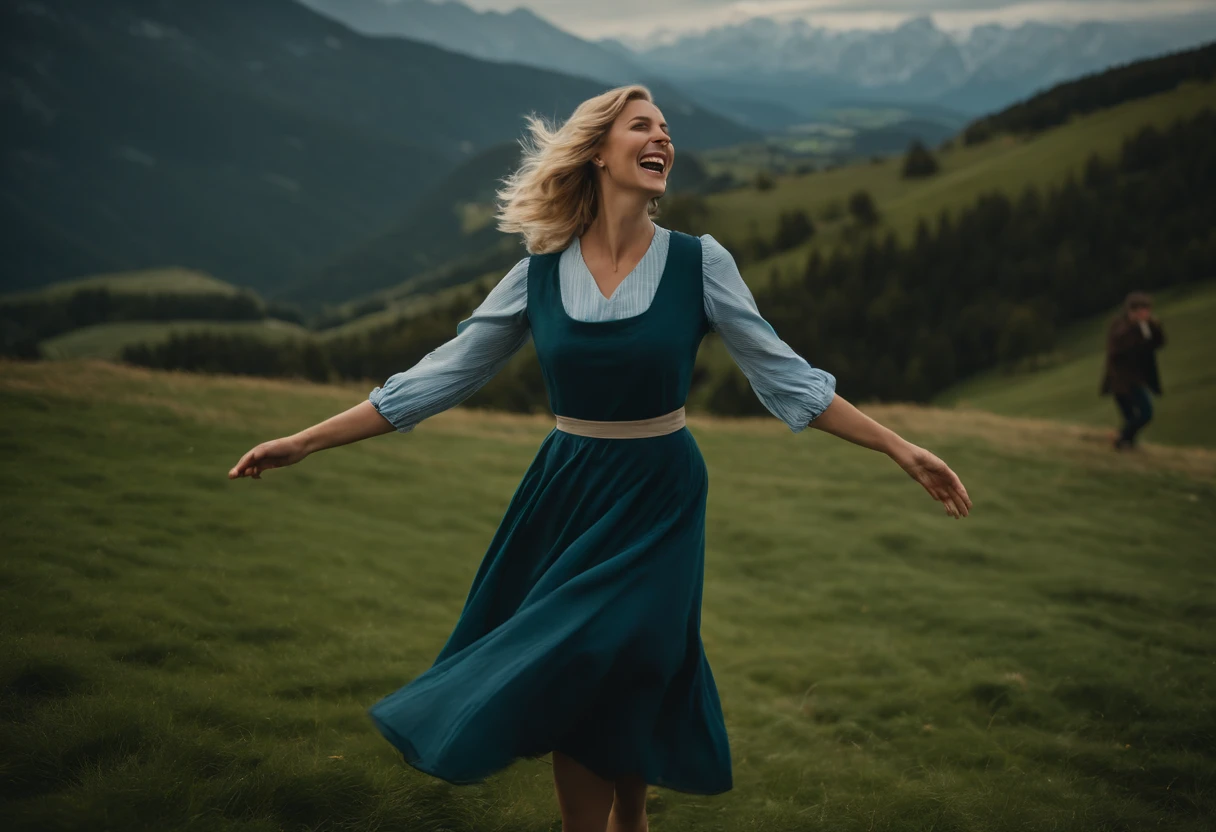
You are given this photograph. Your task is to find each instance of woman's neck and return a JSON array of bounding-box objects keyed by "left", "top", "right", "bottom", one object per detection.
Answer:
[{"left": 581, "top": 181, "right": 655, "bottom": 263}]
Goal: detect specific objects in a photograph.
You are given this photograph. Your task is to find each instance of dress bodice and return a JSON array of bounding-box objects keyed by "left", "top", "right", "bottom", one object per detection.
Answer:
[{"left": 528, "top": 230, "right": 710, "bottom": 422}]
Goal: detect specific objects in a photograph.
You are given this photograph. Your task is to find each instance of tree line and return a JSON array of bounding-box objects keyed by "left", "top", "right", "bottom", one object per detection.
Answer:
[
  {"left": 963, "top": 40, "right": 1216, "bottom": 144},
  {"left": 734, "top": 108, "right": 1215, "bottom": 408},
  {"left": 0, "top": 288, "right": 304, "bottom": 357}
]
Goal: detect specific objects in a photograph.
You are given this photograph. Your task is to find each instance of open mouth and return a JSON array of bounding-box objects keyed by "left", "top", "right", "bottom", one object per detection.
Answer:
[{"left": 639, "top": 153, "right": 667, "bottom": 176}]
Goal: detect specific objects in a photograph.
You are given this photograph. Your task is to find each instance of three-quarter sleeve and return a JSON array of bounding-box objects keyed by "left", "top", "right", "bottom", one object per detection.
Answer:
[
  {"left": 368, "top": 257, "right": 531, "bottom": 433},
  {"left": 701, "top": 234, "right": 836, "bottom": 432}
]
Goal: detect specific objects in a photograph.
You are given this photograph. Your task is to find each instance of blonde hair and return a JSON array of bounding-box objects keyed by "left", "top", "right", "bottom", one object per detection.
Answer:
[{"left": 495, "top": 84, "right": 661, "bottom": 254}]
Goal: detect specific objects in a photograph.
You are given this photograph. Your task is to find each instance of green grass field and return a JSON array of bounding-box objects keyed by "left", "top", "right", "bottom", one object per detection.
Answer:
[
  {"left": 39, "top": 319, "right": 314, "bottom": 361},
  {"left": 2, "top": 359, "right": 1213, "bottom": 831},
  {"left": 936, "top": 281, "right": 1216, "bottom": 448}
]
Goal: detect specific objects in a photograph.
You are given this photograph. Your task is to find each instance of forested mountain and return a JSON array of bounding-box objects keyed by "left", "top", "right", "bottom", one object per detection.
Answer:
[
  {"left": 0, "top": 0, "right": 756, "bottom": 295},
  {"left": 963, "top": 41, "right": 1216, "bottom": 142},
  {"left": 297, "top": 0, "right": 647, "bottom": 84},
  {"left": 741, "top": 109, "right": 1215, "bottom": 406}
]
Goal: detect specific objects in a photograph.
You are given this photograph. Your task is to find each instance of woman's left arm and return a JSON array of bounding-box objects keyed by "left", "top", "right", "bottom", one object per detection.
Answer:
[
  {"left": 701, "top": 234, "right": 836, "bottom": 432},
  {"left": 702, "top": 234, "right": 971, "bottom": 519},
  {"left": 809, "top": 396, "right": 972, "bottom": 519}
]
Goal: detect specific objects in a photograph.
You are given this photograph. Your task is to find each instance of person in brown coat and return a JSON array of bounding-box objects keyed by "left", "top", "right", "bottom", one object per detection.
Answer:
[{"left": 1100, "top": 290, "right": 1166, "bottom": 450}]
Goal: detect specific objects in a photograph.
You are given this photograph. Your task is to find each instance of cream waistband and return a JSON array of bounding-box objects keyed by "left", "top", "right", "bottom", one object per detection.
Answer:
[{"left": 555, "top": 406, "right": 686, "bottom": 439}]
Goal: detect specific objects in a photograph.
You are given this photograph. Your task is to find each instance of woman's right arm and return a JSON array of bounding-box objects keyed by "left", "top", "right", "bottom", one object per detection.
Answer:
[
  {"left": 229, "top": 258, "right": 531, "bottom": 480},
  {"left": 228, "top": 400, "right": 397, "bottom": 480}
]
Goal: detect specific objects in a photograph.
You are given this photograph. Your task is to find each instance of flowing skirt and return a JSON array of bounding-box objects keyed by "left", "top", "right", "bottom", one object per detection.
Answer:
[{"left": 367, "top": 426, "right": 733, "bottom": 795}]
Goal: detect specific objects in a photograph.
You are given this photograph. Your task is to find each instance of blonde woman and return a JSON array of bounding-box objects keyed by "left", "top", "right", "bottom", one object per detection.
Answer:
[{"left": 229, "top": 85, "right": 971, "bottom": 832}]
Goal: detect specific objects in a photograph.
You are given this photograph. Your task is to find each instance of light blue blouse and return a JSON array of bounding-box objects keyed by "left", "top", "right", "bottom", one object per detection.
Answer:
[{"left": 369, "top": 224, "right": 837, "bottom": 434}]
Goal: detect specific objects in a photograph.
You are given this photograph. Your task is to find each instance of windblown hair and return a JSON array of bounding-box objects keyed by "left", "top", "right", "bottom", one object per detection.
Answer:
[{"left": 495, "top": 84, "right": 660, "bottom": 254}]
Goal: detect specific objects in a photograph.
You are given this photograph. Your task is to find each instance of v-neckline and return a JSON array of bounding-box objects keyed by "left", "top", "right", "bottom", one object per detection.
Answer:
[
  {"left": 559, "top": 224, "right": 673, "bottom": 326},
  {"left": 576, "top": 222, "right": 658, "bottom": 302}
]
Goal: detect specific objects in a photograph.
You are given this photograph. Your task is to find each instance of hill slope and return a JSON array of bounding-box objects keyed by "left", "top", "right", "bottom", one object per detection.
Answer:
[
  {"left": 707, "top": 80, "right": 1216, "bottom": 286},
  {"left": 2, "top": 0, "right": 757, "bottom": 295},
  {"left": 1, "top": 358, "right": 1213, "bottom": 830},
  {"left": 936, "top": 281, "right": 1216, "bottom": 448}
]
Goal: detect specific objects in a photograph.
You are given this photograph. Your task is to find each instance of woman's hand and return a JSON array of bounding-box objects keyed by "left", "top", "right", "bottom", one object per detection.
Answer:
[
  {"left": 891, "top": 442, "right": 972, "bottom": 519},
  {"left": 228, "top": 435, "right": 310, "bottom": 480}
]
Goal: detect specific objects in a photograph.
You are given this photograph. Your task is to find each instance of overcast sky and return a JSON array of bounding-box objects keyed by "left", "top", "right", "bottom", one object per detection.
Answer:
[{"left": 458, "top": 0, "right": 1215, "bottom": 40}]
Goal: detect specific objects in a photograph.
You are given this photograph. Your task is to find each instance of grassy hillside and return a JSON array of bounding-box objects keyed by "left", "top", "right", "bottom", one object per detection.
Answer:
[
  {"left": 2, "top": 359, "right": 1213, "bottom": 831},
  {"left": 705, "top": 80, "right": 1216, "bottom": 286},
  {"left": 41, "top": 319, "right": 313, "bottom": 361},
  {"left": 937, "top": 281, "right": 1216, "bottom": 448},
  {"left": 0, "top": 268, "right": 242, "bottom": 302}
]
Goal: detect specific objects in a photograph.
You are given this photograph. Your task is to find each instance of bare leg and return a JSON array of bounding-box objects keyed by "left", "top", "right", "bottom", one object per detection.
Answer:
[
  {"left": 552, "top": 750, "right": 615, "bottom": 832},
  {"left": 607, "top": 771, "right": 649, "bottom": 832}
]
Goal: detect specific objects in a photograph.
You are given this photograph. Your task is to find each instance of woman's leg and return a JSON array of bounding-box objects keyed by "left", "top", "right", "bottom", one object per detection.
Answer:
[
  {"left": 607, "top": 771, "right": 649, "bottom": 832},
  {"left": 552, "top": 750, "right": 615, "bottom": 832}
]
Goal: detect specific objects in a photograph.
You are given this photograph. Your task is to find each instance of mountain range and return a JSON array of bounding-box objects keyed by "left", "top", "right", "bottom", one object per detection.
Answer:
[
  {"left": 612, "top": 13, "right": 1216, "bottom": 115},
  {"left": 296, "top": 0, "right": 647, "bottom": 84},
  {"left": 301, "top": 1, "right": 1216, "bottom": 118}
]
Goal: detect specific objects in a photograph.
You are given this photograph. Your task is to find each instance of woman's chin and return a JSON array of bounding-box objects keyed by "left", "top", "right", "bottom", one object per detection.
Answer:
[{"left": 638, "top": 179, "right": 667, "bottom": 198}]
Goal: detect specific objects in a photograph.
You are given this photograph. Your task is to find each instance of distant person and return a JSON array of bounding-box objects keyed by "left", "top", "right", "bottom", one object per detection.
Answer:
[
  {"left": 228, "top": 85, "right": 971, "bottom": 831},
  {"left": 1100, "top": 290, "right": 1166, "bottom": 450}
]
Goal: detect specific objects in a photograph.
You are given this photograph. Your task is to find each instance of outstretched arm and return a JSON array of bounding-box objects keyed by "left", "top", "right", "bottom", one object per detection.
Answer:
[
  {"left": 701, "top": 234, "right": 836, "bottom": 431},
  {"left": 808, "top": 396, "right": 972, "bottom": 519},
  {"left": 701, "top": 234, "right": 970, "bottom": 519},
  {"left": 229, "top": 258, "right": 531, "bottom": 480},
  {"left": 228, "top": 401, "right": 394, "bottom": 479}
]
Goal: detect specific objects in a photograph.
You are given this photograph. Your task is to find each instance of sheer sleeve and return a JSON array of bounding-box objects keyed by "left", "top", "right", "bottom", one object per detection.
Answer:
[
  {"left": 368, "top": 257, "right": 531, "bottom": 433},
  {"left": 701, "top": 234, "right": 836, "bottom": 433}
]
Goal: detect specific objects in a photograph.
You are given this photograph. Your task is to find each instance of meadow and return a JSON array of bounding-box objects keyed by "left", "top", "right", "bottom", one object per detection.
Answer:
[{"left": 2, "top": 358, "right": 1213, "bottom": 831}]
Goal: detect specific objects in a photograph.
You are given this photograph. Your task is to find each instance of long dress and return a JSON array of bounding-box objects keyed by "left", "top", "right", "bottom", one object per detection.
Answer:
[{"left": 366, "top": 224, "right": 836, "bottom": 795}]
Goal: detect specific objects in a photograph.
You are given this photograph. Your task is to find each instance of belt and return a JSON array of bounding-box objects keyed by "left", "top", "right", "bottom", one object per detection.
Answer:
[{"left": 554, "top": 406, "right": 686, "bottom": 439}]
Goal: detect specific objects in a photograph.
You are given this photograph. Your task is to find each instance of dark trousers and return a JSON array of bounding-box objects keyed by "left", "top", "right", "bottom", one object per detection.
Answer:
[{"left": 1114, "top": 385, "right": 1153, "bottom": 443}]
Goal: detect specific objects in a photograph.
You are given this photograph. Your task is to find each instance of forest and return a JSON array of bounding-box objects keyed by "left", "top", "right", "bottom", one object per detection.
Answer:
[{"left": 962, "top": 40, "right": 1216, "bottom": 142}]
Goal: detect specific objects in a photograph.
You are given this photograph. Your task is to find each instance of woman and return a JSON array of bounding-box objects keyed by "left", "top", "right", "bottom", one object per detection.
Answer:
[
  {"left": 229, "top": 85, "right": 971, "bottom": 832},
  {"left": 1100, "top": 290, "right": 1166, "bottom": 450}
]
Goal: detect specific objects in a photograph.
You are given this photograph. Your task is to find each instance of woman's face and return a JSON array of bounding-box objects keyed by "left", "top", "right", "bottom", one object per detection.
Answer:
[{"left": 593, "top": 98, "right": 674, "bottom": 198}]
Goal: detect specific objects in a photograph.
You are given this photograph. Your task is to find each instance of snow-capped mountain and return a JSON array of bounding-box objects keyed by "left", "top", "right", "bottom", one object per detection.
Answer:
[{"left": 617, "top": 13, "right": 1216, "bottom": 112}]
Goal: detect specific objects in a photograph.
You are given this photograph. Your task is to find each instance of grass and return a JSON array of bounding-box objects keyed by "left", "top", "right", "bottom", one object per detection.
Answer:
[
  {"left": 40, "top": 319, "right": 314, "bottom": 361},
  {"left": 1, "top": 267, "right": 242, "bottom": 301},
  {"left": 2, "top": 358, "right": 1214, "bottom": 831},
  {"left": 936, "top": 281, "right": 1216, "bottom": 448},
  {"left": 703, "top": 80, "right": 1216, "bottom": 287}
]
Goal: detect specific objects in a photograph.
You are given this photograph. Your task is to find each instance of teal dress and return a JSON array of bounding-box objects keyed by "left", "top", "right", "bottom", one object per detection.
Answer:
[{"left": 367, "top": 231, "right": 731, "bottom": 794}]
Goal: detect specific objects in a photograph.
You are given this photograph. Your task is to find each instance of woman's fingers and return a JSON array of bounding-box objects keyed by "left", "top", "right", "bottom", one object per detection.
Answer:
[
  {"left": 941, "top": 486, "right": 962, "bottom": 518},
  {"left": 948, "top": 471, "right": 972, "bottom": 511},
  {"left": 229, "top": 451, "right": 251, "bottom": 479},
  {"left": 230, "top": 446, "right": 265, "bottom": 479},
  {"left": 906, "top": 453, "right": 971, "bottom": 519}
]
